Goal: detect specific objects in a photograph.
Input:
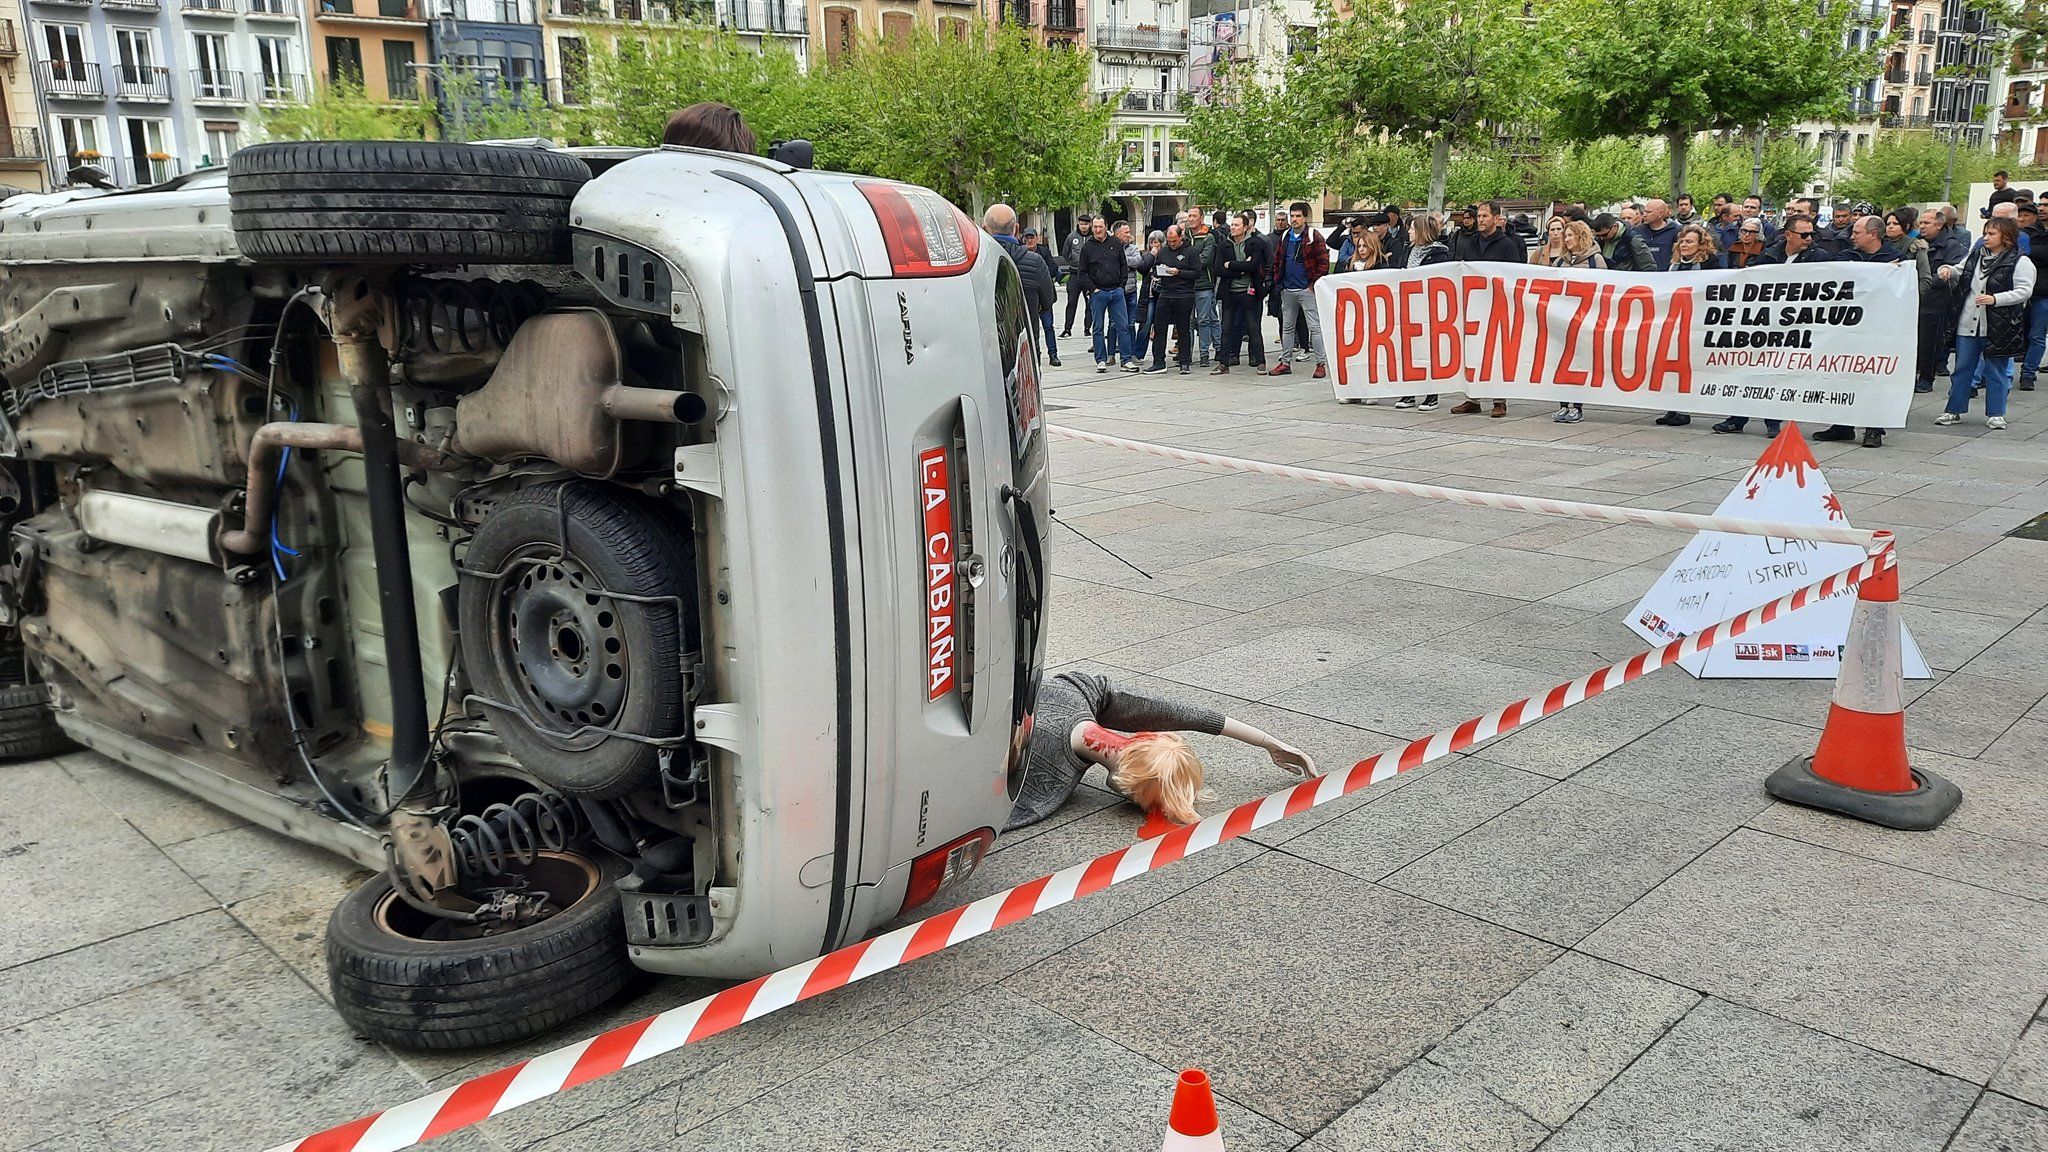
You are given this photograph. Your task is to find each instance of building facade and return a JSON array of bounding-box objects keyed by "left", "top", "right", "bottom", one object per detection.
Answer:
[
  {"left": 427, "top": 0, "right": 544, "bottom": 132},
  {"left": 1994, "top": 37, "right": 2048, "bottom": 166},
  {"left": 1, "top": 0, "right": 48, "bottom": 193},
  {"left": 546, "top": 0, "right": 805, "bottom": 110},
  {"left": 24, "top": 0, "right": 309, "bottom": 189},
  {"left": 306, "top": 0, "right": 428, "bottom": 100}
]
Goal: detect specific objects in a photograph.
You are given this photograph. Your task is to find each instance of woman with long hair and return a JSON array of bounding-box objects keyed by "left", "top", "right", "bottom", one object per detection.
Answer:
[
  {"left": 1936, "top": 215, "right": 2034, "bottom": 430},
  {"left": 1532, "top": 214, "right": 1569, "bottom": 266},
  {"left": 1655, "top": 225, "right": 1723, "bottom": 428},
  {"left": 1335, "top": 218, "right": 1387, "bottom": 405},
  {"left": 1394, "top": 212, "right": 1451, "bottom": 412},
  {"left": 1551, "top": 219, "right": 1607, "bottom": 424}
]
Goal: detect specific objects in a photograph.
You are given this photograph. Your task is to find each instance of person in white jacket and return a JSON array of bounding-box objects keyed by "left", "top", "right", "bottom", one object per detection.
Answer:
[{"left": 1936, "top": 215, "right": 2035, "bottom": 430}]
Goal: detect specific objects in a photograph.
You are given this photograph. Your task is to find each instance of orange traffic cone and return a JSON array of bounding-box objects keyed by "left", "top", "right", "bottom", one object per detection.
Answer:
[
  {"left": 1765, "top": 531, "right": 1961, "bottom": 830},
  {"left": 1160, "top": 1069, "right": 1225, "bottom": 1151}
]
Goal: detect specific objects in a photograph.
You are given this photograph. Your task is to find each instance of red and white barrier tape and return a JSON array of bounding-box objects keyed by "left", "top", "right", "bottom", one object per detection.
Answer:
[
  {"left": 272, "top": 544, "right": 1896, "bottom": 1152},
  {"left": 1048, "top": 425, "right": 1884, "bottom": 549}
]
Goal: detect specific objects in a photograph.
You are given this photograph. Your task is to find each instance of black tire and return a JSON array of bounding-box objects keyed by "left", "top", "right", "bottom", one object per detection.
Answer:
[
  {"left": 228, "top": 141, "right": 592, "bottom": 266},
  {"left": 458, "top": 482, "right": 693, "bottom": 799},
  {"left": 0, "top": 680, "right": 73, "bottom": 762},
  {"left": 326, "top": 850, "right": 633, "bottom": 1050}
]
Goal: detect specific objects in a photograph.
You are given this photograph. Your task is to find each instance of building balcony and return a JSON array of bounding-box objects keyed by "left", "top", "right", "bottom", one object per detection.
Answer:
[
  {"left": 28, "top": 0, "right": 92, "bottom": 7},
  {"left": 716, "top": 0, "right": 805, "bottom": 34},
  {"left": 1045, "top": 3, "right": 1078, "bottom": 30},
  {"left": 193, "top": 69, "right": 245, "bottom": 102},
  {"left": 0, "top": 19, "right": 18, "bottom": 56},
  {"left": 246, "top": 0, "right": 298, "bottom": 15},
  {"left": 1092, "top": 23, "right": 1187, "bottom": 52},
  {"left": 1919, "top": 27, "right": 1935, "bottom": 43},
  {"left": 101, "top": 0, "right": 163, "bottom": 11},
  {"left": 317, "top": 0, "right": 425, "bottom": 22},
  {"left": 2005, "top": 100, "right": 2032, "bottom": 120},
  {"left": 34, "top": 59, "right": 105, "bottom": 100},
  {"left": 114, "top": 65, "right": 173, "bottom": 102},
  {"left": 1846, "top": 96, "right": 1881, "bottom": 116},
  {"left": 1914, "top": 69, "right": 1931, "bottom": 85},
  {"left": 1098, "top": 87, "right": 1184, "bottom": 113},
  {"left": 995, "top": 0, "right": 1031, "bottom": 24},
  {"left": 256, "top": 71, "right": 308, "bottom": 101},
  {"left": 0, "top": 127, "right": 45, "bottom": 163},
  {"left": 484, "top": 0, "right": 537, "bottom": 20},
  {"left": 1880, "top": 112, "right": 1936, "bottom": 128},
  {"left": 183, "top": 0, "right": 239, "bottom": 14},
  {"left": 546, "top": 0, "right": 685, "bottom": 20}
]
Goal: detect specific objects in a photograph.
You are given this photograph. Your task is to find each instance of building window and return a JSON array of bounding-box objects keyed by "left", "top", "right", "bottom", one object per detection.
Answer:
[
  {"left": 823, "top": 6, "right": 856, "bottom": 66},
  {"left": 880, "top": 10, "right": 914, "bottom": 47},
  {"left": 559, "top": 36, "right": 587, "bottom": 102},
  {"left": 52, "top": 114, "right": 103, "bottom": 163},
  {"left": 121, "top": 116, "right": 172, "bottom": 185},
  {"left": 379, "top": 0, "right": 411, "bottom": 16},
  {"left": 383, "top": 39, "right": 417, "bottom": 98},
  {"left": 940, "top": 16, "right": 967, "bottom": 39},
  {"left": 203, "top": 121, "right": 240, "bottom": 167},
  {"left": 40, "top": 23, "right": 89, "bottom": 73},
  {"left": 328, "top": 37, "right": 364, "bottom": 86},
  {"left": 192, "top": 33, "right": 234, "bottom": 98},
  {"left": 113, "top": 28, "right": 160, "bottom": 86}
]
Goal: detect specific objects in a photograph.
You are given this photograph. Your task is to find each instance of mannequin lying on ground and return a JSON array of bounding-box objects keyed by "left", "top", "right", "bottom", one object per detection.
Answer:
[{"left": 1008, "top": 671, "right": 1318, "bottom": 832}]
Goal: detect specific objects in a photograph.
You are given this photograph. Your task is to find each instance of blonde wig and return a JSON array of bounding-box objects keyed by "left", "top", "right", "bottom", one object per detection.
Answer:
[{"left": 1110, "top": 733, "right": 1213, "bottom": 824}]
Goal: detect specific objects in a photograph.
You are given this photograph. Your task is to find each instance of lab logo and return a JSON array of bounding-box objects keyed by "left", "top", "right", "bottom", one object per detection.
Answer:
[
  {"left": 1784, "top": 644, "right": 1810, "bottom": 662},
  {"left": 1735, "top": 643, "right": 1761, "bottom": 660},
  {"left": 1761, "top": 643, "right": 1784, "bottom": 661}
]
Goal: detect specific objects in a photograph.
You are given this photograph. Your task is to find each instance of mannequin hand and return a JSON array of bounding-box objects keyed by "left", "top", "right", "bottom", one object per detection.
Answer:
[{"left": 1270, "top": 742, "right": 1317, "bottom": 777}]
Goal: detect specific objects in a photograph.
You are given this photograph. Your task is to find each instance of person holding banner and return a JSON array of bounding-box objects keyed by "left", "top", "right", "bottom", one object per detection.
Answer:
[
  {"left": 1450, "top": 201, "right": 1524, "bottom": 418},
  {"left": 1550, "top": 219, "right": 1607, "bottom": 423},
  {"left": 1936, "top": 215, "right": 2034, "bottom": 431},
  {"left": 1393, "top": 212, "right": 1452, "bottom": 412},
  {"left": 1653, "top": 225, "right": 1724, "bottom": 428},
  {"left": 1211, "top": 210, "right": 1271, "bottom": 376},
  {"left": 1816, "top": 215, "right": 1911, "bottom": 447}
]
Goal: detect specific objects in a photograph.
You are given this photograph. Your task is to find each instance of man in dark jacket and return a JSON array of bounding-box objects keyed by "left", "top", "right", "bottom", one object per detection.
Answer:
[
  {"left": 1916, "top": 208, "right": 1968, "bottom": 394},
  {"left": 1748, "top": 214, "right": 1833, "bottom": 266},
  {"left": 1145, "top": 224, "right": 1202, "bottom": 375},
  {"left": 1814, "top": 215, "right": 1907, "bottom": 446},
  {"left": 1381, "top": 206, "right": 1411, "bottom": 267},
  {"left": 1061, "top": 214, "right": 1091, "bottom": 338},
  {"left": 1211, "top": 210, "right": 1270, "bottom": 375},
  {"left": 1451, "top": 201, "right": 1523, "bottom": 417},
  {"left": 986, "top": 206, "right": 1059, "bottom": 366},
  {"left": 1594, "top": 213, "right": 1657, "bottom": 271},
  {"left": 1635, "top": 198, "right": 1679, "bottom": 270},
  {"left": 2017, "top": 200, "right": 2048, "bottom": 389},
  {"left": 1182, "top": 208, "right": 1219, "bottom": 366},
  {"left": 1024, "top": 226, "right": 1062, "bottom": 365},
  {"left": 1076, "top": 217, "right": 1138, "bottom": 372},
  {"left": 1268, "top": 201, "right": 1331, "bottom": 379}
]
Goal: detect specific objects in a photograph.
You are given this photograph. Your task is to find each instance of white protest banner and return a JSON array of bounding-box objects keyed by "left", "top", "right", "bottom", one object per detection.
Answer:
[
  {"left": 1314, "top": 261, "right": 1918, "bottom": 427},
  {"left": 1624, "top": 425, "right": 1929, "bottom": 680}
]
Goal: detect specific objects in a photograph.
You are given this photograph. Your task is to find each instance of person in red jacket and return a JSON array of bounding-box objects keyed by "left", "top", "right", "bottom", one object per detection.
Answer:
[{"left": 1268, "top": 201, "right": 1331, "bottom": 379}]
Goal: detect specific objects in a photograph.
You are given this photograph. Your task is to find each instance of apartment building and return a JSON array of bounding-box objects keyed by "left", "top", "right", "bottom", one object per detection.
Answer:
[
  {"left": 305, "top": 0, "right": 428, "bottom": 100},
  {"left": 983, "top": 0, "right": 1080, "bottom": 47},
  {"left": 427, "top": 0, "right": 544, "bottom": 107},
  {"left": 1995, "top": 39, "right": 2048, "bottom": 166},
  {"left": 1089, "top": 0, "right": 1182, "bottom": 230},
  {"left": 1, "top": 0, "right": 47, "bottom": 193},
  {"left": 548, "top": 0, "right": 805, "bottom": 108},
  {"left": 24, "top": 0, "right": 310, "bottom": 188}
]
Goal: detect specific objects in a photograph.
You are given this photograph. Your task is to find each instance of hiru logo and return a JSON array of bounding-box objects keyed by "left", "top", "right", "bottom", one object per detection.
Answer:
[{"left": 898, "top": 292, "right": 915, "bottom": 364}]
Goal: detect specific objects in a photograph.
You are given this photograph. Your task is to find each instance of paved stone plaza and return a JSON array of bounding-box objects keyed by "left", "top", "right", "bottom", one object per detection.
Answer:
[{"left": 4, "top": 343, "right": 2047, "bottom": 1151}]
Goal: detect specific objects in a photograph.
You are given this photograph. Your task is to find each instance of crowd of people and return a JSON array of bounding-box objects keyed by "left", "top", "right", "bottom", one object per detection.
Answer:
[{"left": 1011, "top": 177, "right": 2042, "bottom": 441}]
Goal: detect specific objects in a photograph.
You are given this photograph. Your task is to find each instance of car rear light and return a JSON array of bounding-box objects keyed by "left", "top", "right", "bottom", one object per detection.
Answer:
[
  {"left": 859, "top": 181, "right": 980, "bottom": 277},
  {"left": 899, "top": 827, "right": 994, "bottom": 915}
]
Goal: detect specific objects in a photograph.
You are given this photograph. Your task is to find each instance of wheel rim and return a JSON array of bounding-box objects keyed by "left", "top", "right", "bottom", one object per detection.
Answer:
[
  {"left": 494, "top": 550, "right": 630, "bottom": 740},
  {"left": 372, "top": 850, "right": 600, "bottom": 943}
]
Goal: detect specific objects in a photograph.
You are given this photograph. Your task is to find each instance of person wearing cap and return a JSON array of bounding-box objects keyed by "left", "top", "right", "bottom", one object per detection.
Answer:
[
  {"left": 2017, "top": 199, "right": 2048, "bottom": 390},
  {"left": 1593, "top": 212, "right": 1656, "bottom": 271},
  {"left": 1061, "top": 214, "right": 1092, "bottom": 339},
  {"left": 1021, "top": 225, "right": 1062, "bottom": 367}
]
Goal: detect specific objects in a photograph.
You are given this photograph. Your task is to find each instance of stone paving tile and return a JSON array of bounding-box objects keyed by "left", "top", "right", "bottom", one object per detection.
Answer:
[
  {"left": 1361, "top": 500, "right": 1561, "bottom": 545},
  {"left": 161, "top": 823, "right": 359, "bottom": 906},
  {"left": 1382, "top": 781, "right": 1730, "bottom": 946},
  {"left": 1949, "top": 1093, "right": 2048, "bottom": 1152},
  {"left": 1985, "top": 717, "right": 2048, "bottom": 771},
  {"left": 1004, "top": 852, "right": 1557, "bottom": 1134},
  {"left": 1911, "top": 538, "right": 2048, "bottom": 616},
  {"left": 1901, "top": 671, "right": 2047, "bottom": 759},
  {"left": 1535, "top": 524, "right": 1688, "bottom": 567},
  {"left": 1536, "top": 562, "right": 1675, "bottom": 612},
  {"left": 1472, "top": 691, "right": 1697, "bottom": 781},
  {"left": 56, "top": 750, "right": 248, "bottom": 847},
  {"left": 1159, "top": 559, "right": 1370, "bottom": 613},
  {"left": 1275, "top": 759, "right": 1551, "bottom": 873},
  {"left": 549, "top": 989, "right": 1300, "bottom": 1152},
  {"left": 1540, "top": 998, "right": 1977, "bottom": 1152},
  {"left": 0, "top": 762, "right": 216, "bottom": 971},
  {"left": 1044, "top": 576, "right": 1232, "bottom": 665},
  {"left": 1956, "top": 615, "right": 2048, "bottom": 684},
  {"left": 1380, "top": 543, "right": 1629, "bottom": 603},
  {"left": 1271, "top": 648, "right": 1559, "bottom": 739},
  {"left": 1427, "top": 951, "right": 1699, "bottom": 1129},
  {"left": 0, "top": 950, "right": 420, "bottom": 1152},
  {"left": 225, "top": 867, "right": 371, "bottom": 1004},
  {"left": 0, "top": 910, "right": 257, "bottom": 1031},
  {"left": 1300, "top": 1059, "right": 1550, "bottom": 1152},
  {"left": 1567, "top": 705, "right": 1819, "bottom": 828},
  {"left": 1997, "top": 1018, "right": 2048, "bottom": 1111},
  {"left": 1151, "top": 623, "right": 1404, "bottom": 701},
  {"left": 1907, "top": 604, "right": 2026, "bottom": 673},
  {"left": 1582, "top": 830, "right": 2048, "bottom": 1083},
  {"left": 1293, "top": 531, "right": 1475, "bottom": 575}
]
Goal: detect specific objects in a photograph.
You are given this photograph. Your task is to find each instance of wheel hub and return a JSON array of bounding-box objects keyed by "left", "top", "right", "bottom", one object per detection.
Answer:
[{"left": 500, "top": 554, "right": 628, "bottom": 735}]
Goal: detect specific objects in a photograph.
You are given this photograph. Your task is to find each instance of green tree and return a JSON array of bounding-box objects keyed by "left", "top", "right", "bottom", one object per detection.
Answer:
[
  {"left": 430, "top": 70, "right": 560, "bottom": 143},
  {"left": 1681, "top": 134, "right": 1822, "bottom": 204},
  {"left": 1532, "top": 137, "right": 1660, "bottom": 207},
  {"left": 1321, "top": 136, "right": 1430, "bottom": 206},
  {"left": 1446, "top": 145, "right": 1531, "bottom": 202},
  {"left": 812, "top": 21, "right": 1118, "bottom": 214},
  {"left": 1540, "top": 0, "right": 1875, "bottom": 199},
  {"left": 1182, "top": 60, "right": 1319, "bottom": 210},
  {"left": 255, "top": 78, "right": 432, "bottom": 142},
  {"left": 1306, "top": 0, "right": 1546, "bottom": 210},
  {"left": 567, "top": 26, "right": 815, "bottom": 149},
  {"left": 1836, "top": 130, "right": 2005, "bottom": 206}
]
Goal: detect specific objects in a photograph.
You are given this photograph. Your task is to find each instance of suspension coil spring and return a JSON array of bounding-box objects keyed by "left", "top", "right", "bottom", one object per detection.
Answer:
[
  {"left": 447, "top": 790, "right": 587, "bottom": 879},
  {"left": 394, "top": 280, "right": 544, "bottom": 357}
]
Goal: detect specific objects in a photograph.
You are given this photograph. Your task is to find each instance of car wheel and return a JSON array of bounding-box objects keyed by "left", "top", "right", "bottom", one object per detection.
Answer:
[
  {"left": 227, "top": 141, "right": 592, "bottom": 266},
  {"left": 0, "top": 676, "right": 75, "bottom": 763},
  {"left": 458, "top": 481, "right": 695, "bottom": 799},
  {"left": 325, "top": 849, "right": 633, "bottom": 1050}
]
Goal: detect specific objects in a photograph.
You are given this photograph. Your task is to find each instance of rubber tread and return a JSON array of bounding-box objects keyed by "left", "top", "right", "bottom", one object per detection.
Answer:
[
  {"left": 324, "top": 854, "right": 632, "bottom": 1050},
  {"left": 227, "top": 141, "right": 590, "bottom": 266}
]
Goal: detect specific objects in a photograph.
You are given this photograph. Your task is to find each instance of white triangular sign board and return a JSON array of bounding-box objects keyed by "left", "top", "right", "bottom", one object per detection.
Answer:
[{"left": 1624, "top": 426, "right": 1930, "bottom": 680}]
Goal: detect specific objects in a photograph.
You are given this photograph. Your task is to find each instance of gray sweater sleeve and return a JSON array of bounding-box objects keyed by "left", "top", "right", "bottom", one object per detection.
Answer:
[{"left": 1065, "top": 672, "right": 1226, "bottom": 736}]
